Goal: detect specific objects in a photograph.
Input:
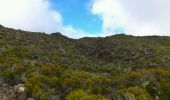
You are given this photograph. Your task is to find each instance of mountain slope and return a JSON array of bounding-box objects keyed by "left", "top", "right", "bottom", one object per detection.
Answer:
[{"left": 0, "top": 25, "right": 170, "bottom": 100}]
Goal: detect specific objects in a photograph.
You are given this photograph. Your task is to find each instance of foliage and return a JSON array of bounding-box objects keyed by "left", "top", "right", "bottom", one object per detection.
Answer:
[
  {"left": 113, "top": 87, "right": 150, "bottom": 100},
  {"left": 66, "top": 89, "right": 108, "bottom": 100}
]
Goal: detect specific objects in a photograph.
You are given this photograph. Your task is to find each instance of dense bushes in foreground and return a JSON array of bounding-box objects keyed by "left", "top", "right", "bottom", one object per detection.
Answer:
[{"left": 1, "top": 58, "right": 170, "bottom": 100}]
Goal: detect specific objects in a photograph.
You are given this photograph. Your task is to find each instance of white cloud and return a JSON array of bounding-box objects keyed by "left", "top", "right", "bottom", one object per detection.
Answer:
[
  {"left": 0, "top": 0, "right": 94, "bottom": 39},
  {"left": 91, "top": 0, "right": 170, "bottom": 36}
]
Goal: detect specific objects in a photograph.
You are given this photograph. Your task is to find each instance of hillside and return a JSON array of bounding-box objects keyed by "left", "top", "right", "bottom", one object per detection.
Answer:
[{"left": 0, "top": 25, "right": 170, "bottom": 100}]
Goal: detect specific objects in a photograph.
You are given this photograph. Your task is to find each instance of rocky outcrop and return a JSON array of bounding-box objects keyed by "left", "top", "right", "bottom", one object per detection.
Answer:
[{"left": 0, "top": 84, "right": 26, "bottom": 100}]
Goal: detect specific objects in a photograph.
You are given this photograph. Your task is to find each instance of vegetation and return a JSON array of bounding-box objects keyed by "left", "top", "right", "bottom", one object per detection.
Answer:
[{"left": 0, "top": 25, "right": 170, "bottom": 100}]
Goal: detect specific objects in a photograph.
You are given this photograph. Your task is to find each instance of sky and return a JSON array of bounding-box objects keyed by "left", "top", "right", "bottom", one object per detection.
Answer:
[{"left": 0, "top": 0, "right": 170, "bottom": 38}]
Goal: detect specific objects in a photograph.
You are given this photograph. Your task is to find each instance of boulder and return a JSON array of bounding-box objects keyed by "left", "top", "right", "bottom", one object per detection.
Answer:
[
  {"left": 14, "top": 84, "right": 26, "bottom": 100},
  {"left": 14, "top": 84, "right": 25, "bottom": 93},
  {"left": 27, "top": 98, "right": 34, "bottom": 100}
]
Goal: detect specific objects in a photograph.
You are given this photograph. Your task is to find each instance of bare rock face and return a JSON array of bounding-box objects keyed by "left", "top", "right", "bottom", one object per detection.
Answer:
[{"left": 0, "top": 84, "right": 26, "bottom": 100}]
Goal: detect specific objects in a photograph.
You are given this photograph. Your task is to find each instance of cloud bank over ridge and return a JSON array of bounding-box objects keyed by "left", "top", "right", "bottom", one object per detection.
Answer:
[
  {"left": 0, "top": 0, "right": 94, "bottom": 38},
  {"left": 91, "top": 0, "right": 170, "bottom": 36},
  {"left": 1, "top": 0, "right": 170, "bottom": 38}
]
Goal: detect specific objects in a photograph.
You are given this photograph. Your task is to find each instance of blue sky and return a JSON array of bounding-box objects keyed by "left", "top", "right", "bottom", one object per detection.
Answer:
[
  {"left": 0, "top": 0, "right": 170, "bottom": 38},
  {"left": 50, "top": 0, "right": 102, "bottom": 34}
]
